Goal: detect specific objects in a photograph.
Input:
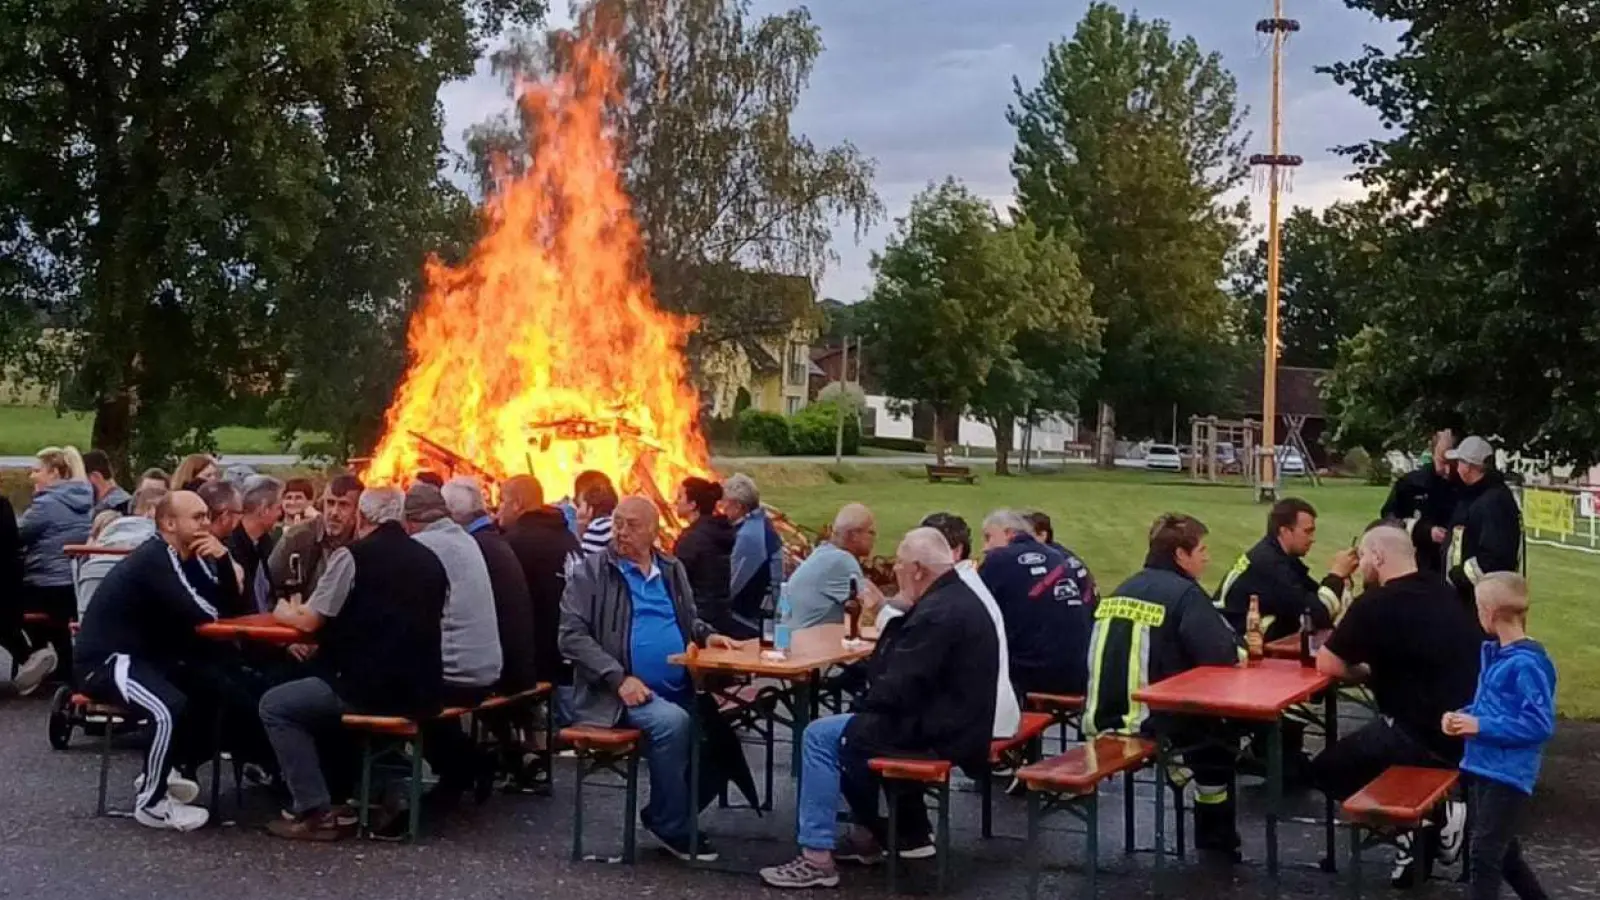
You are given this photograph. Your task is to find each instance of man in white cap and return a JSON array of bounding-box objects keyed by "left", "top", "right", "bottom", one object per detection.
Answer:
[{"left": 1443, "top": 436, "right": 1523, "bottom": 610}]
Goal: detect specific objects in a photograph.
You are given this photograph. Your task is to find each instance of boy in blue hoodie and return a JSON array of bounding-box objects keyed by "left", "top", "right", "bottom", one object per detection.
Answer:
[{"left": 1442, "top": 571, "right": 1554, "bottom": 900}]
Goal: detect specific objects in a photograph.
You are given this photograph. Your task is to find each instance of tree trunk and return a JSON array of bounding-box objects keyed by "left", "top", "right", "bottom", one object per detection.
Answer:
[
  {"left": 90, "top": 390, "right": 134, "bottom": 480},
  {"left": 931, "top": 408, "right": 948, "bottom": 465},
  {"left": 1096, "top": 401, "right": 1117, "bottom": 468},
  {"left": 992, "top": 414, "right": 1015, "bottom": 476}
]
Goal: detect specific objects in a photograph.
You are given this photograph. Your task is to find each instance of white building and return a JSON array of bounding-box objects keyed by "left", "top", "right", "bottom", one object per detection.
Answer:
[{"left": 862, "top": 394, "right": 1079, "bottom": 454}]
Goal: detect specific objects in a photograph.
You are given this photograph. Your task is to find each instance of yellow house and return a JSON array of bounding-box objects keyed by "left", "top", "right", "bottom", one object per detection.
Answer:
[{"left": 700, "top": 319, "right": 819, "bottom": 418}]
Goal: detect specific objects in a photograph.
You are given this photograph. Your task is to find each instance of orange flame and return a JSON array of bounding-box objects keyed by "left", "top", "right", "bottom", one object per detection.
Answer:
[{"left": 366, "top": 23, "right": 709, "bottom": 501}]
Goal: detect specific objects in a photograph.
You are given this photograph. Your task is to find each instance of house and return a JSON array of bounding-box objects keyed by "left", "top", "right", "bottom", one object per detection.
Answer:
[
  {"left": 1231, "top": 364, "right": 1330, "bottom": 464},
  {"left": 699, "top": 319, "right": 820, "bottom": 418},
  {"left": 862, "top": 394, "right": 1078, "bottom": 455}
]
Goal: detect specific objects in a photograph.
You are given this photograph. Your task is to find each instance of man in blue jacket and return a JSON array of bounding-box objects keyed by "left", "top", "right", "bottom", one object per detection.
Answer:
[
  {"left": 1443, "top": 572, "right": 1554, "bottom": 900},
  {"left": 978, "top": 509, "right": 1095, "bottom": 699}
]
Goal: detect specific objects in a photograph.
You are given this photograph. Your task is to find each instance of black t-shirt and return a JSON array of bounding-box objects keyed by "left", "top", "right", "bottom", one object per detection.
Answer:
[{"left": 1324, "top": 571, "right": 1482, "bottom": 760}]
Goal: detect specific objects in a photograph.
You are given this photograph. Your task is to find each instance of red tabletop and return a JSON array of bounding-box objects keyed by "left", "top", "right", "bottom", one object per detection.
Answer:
[
  {"left": 196, "top": 613, "right": 307, "bottom": 646},
  {"left": 1133, "top": 662, "right": 1331, "bottom": 722}
]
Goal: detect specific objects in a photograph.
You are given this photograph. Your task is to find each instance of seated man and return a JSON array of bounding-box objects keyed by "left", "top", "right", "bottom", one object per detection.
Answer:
[
  {"left": 227, "top": 475, "right": 284, "bottom": 613},
  {"left": 979, "top": 509, "right": 1096, "bottom": 699},
  {"left": 269, "top": 474, "right": 363, "bottom": 595},
  {"left": 1086, "top": 514, "right": 1244, "bottom": 857},
  {"left": 559, "top": 496, "right": 738, "bottom": 862},
  {"left": 723, "top": 472, "right": 782, "bottom": 638},
  {"left": 1314, "top": 523, "right": 1479, "bottom": 886},
  {"left": 758, "top": 528, "right": 999, "bottom": 890},
  {"left": 76, "top": 482, "right": 166, "bottom": 617},
  {"left": 1215, "top": 497, "right": 1357, "bottom": 640},
  {"left": 499, "top": 475, "right": 581, "bottom": 725},
  {"left": 442, "top": 477, "right": 538, "bottom": 694},
  {"left": 74, "top": 490, "right": 221, "bottom": 831},
  {"left": 785, "top": 503, "right": 882, "bottom": 629},
  {"left": 260, "top": 487, "right": 450, "bottom": 840},
  {"left": 192, "top": 481, "right": 247, "bottom": 615}
]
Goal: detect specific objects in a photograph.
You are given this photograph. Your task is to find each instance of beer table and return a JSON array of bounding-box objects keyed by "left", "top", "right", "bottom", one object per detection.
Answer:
[
  {"left": 670, "top": 624, "right": 875, "bottom": 865},
  {"left": 1264, "top": 630, "right": 1331, "bottom": 660},
  {"left": 1132, "top": 659, "right": 1335, "bottom": 877}
]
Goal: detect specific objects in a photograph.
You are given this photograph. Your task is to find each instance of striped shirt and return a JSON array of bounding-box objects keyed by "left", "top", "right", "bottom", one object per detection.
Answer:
[{"left": 581, "top": 515, "right": 613, "bottom": 555}]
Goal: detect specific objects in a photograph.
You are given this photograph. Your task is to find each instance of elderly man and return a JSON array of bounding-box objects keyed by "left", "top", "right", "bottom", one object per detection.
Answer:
[
  {"left": 1314, "top": 523, "right": 1479, "bottom": 885},
  {"left": 979, "top": 509, "right": 1096, "bottom": 700},
  {"left": 724, "top": 473, "right": 783, "bottom": 638},
  {"left": 261, "top": 487, "right": 451, "bottom": 841},
  {"left": 228, "top": 475, "right": 284, "bottom": 613},
  {"left": 786, "top": 503, "right": 882, "bottom": 629},
  {"left": 1444, "top": 436, "right": 1523, "bottom": 610},
  {"left": 442, "top": 476, "right": 539, "bottom": 694},
  {"left": 560, "top": 496, "right": 739, "bottom": 862},
  {"left": 499, "top": 475, "right": 581, "bottom": 715},
  {"left": 76, "top": 483, "right": 168, "bottom": 617},
  {"left": 74, "top": 491, "right": 220, "bottom": 831},
  {"left": 759, "top": 527, "right": 999, "bottom": 889},
  {"left": 269, "top": 474, "right": 363, "bottom": 596}
]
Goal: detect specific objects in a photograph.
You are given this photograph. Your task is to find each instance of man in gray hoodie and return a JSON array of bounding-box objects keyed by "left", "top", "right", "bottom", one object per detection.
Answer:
[{"left": 75, "top": 484, "right": 168, "bottom": 618}]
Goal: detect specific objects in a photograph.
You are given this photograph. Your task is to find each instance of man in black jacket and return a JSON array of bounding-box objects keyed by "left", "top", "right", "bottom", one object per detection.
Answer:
[
  {"left": 227, "top": 475, "right": 283, "bottom": 613},
  {"left": 1215, "top": 497, "right": 1358, "bottom": 640},
  {"left": 1380, "top": 431, "right": 1459, "bottom": 573},
  {"left": 1443, "top": 436, "right": 1523, "bottom": 609},
  {"left": 672, "top": 476, "right": 737, "bottom": 630},
  {"left": 759, "top": 527, "right": 999, "bottom": 890},
  {"left": 499, "top": 475, "right": 581, "bottom": 714}
]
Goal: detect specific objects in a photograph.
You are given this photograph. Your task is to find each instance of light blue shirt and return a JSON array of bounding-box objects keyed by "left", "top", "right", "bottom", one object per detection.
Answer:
[
  {"left": 785, "top": 542, "right": 865, "bottom": 629},
  {"left": 620, "top": 557, "right": 689, "bottom": 703}
]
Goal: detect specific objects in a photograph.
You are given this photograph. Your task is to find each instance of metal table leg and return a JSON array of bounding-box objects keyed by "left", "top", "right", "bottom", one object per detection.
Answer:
[
  {"left": 1324, "top": 688, "right": 1340, "bottom": 870},
  {"left": 688, "top": 688, "right": 702, "bottom": 866},
  {"left": 1267, "top": 718, "right": 1283, "bottom": 877}
]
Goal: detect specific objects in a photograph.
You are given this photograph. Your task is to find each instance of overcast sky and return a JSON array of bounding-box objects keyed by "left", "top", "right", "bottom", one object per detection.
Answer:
[{"left": 438, "top": 1, "right": 1399, "bottom": 302}]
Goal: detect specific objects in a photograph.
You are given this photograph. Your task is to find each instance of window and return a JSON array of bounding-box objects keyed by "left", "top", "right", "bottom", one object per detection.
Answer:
[
  {"left": 787, "top": 342, "right": 808, "bottom": 386},
  {"left": 785, "top": 396, "right": 803, "bottom": 415}
]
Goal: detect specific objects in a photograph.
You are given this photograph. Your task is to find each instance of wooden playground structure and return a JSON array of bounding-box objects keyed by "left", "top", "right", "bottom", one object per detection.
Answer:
[{"left": 1188, "top": 414, "right": 1321, "bottom": 488}]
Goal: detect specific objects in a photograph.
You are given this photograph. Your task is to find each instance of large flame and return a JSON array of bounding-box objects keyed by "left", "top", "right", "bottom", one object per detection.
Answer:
[{"left": 366, "top": 24, "right": 709, "bottom": 501}]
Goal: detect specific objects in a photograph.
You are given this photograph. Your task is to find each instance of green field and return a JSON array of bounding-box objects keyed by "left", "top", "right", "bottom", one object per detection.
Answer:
[
  {"left": 754, "top": 465, "right": 1600, "bottom": 719},
  {"left": 0, "top": 404, "right": 318, "bottom": 456}
]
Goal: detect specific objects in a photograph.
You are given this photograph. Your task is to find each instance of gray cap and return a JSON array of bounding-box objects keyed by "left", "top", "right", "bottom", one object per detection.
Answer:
[
  {"left": 1446, "top": 435, "right": 1494, "bottom": 467},
  {"left": 404, "top": 482, "right": 450, "bottom": 524}
]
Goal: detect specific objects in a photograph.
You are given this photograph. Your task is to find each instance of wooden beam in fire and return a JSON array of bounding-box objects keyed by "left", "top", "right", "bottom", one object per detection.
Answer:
[{"left": 409, "top": 431, "right": 498, "bottom": 483}]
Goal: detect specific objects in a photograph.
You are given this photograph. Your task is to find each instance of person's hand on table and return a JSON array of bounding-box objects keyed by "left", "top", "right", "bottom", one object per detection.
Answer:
[
  {"left": 1441, "top": 711, "right": 1480, "bottom": 736},
  {"left": 288, "top": 643, "right": 316, "bottom": 662},
  {"left": 705, "top": 634, "right": 744, "bottom": 651},
  {"left": 1329, "top": 547, "right": 1359, "bottom": 579},
  {"left": 858, "top": 579, "right": 886, "bottom": 612},
  {"left": 191, "top": 534, "right": 230, "bottom": 560},
  {"left": 618, "top": 675, "right": 652, "bottom": 707}
]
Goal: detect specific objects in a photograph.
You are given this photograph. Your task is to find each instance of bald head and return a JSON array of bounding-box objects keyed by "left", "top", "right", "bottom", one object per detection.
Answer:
[
  {"left": 497, "top": 475, "right": 544, "bottom": 529},
  {"left": 831, "top": 502, "right": 876, "bottom": 557},
  {"left": 1358, "top": 524, "right": 1417, "bottom": 585},
  {"left": 612, "top": 496, "right": 660, "bottom": 564},
  {"left": 156, "top": 490, "right": 211, "bottom": 559}
]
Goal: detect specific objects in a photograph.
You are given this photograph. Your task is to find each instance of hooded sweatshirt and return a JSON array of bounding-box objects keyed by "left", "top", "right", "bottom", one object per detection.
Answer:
[
  {"left": 93, "top": 484, "right": 133, "bottom": 517},
  {"left": 1462, "top": 638, "right": 1557, "bottom": 795},
  {"left": 74, "top": 517, "right": 158, "bottom": 617},
  {"left": 18, "top": 480, "right": 94, "bottom": 587}
]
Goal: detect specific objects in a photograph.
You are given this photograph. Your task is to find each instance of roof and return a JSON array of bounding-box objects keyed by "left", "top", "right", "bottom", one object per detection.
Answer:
[
  {"left": 739, "top": 338, "right": 781, "bottom": 375},
  {"left": 1235, "top": 365, "right": 1329, "bottom": 419}
]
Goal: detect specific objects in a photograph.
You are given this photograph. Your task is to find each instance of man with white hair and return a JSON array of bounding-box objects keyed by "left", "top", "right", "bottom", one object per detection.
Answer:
[
  {"left": 262, "top": 486, "right": 451, "bottom": 841},
  {"left": 1314, "top": 522, "right": 1480, "bottom": 886},
  {"left": 724, "top": 472, "right": 783, "bottom": 638},
  {"left": 759, "top": 527, "right": 1000, "bottom": 890},
  {"left": 227, "top": 474, "right": 284, "bottom": 613},
  {"left": 785, "top": 503, "right": 884, "bottom": 629},
  {"left": 979, "top": 509, "right": 1096, "bottom": 700}
]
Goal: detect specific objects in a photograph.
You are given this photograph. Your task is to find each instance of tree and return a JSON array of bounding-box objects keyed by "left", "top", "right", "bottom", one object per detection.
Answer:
[
  {"left": 858, "top": 180, "right": 1021, "bottom": 464},
  {"left": 967, "top": 222, "right": 1101, "bottom": 475},
  {"left": 0, "top": 0, "right": 544, "bottom": 472},
  {"left": 1320, "top": 1, "right": 1600, "bottom": 464},
  {"left": 466, "top": 0, "right": 881, "bottom": 356},
  {"left": 1010, "top": 2, "right": 1250, "bottom": 463},
  {"left": 1231, "top": 203, "right": 1383, "bottom": 369}
]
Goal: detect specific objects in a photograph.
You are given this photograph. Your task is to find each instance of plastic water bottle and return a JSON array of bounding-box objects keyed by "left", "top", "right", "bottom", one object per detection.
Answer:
[{"left": 774, "top": 583, "right": 793, "bottom": 657}]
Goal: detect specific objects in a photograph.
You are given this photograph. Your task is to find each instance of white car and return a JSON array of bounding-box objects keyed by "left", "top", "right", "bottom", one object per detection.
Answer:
[
  {"left": 1146, "top": 443, "right": 1183, "bottom": 472},
  {"left": 1277, "top": 445, "right": 1306, "bottom": 476}
]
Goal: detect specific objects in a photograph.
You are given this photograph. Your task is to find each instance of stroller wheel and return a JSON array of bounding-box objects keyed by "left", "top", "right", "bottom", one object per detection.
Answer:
[{"left": 47, "top": 684, "right": 75, "bottom": 750}]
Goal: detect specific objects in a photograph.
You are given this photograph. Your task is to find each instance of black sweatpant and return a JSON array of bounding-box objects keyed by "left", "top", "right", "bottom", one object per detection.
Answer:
[
  {"left": 81, "top": 655, "right": 190, "bottom": 810},
  {"left": 1312, "top": 716, "right": 1445, "bottom": 801},
  {"left": 1468, "top": 776, "right": 1547, "bottom": 900},
  {"left": 839, "top": 734, "right": 934, "bottom": 848},
  {"left": 424, "top": 684, "right": 492, "bottom": 792}
]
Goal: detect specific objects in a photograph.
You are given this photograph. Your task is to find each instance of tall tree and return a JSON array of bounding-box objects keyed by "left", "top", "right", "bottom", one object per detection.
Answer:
[
  {"left": 0, "top": 0, "right": 544, "bottom": 471},
  {"left": 967, "top": 222, "right": 1101, "bottom": 475},
  {"left": 467, "top": 0, "right": 881, "bottom": 357},
  {"left": 858, "top": 180, "right": 1020, "bottom": 464},
  {"left": 1321, "top": 1, "right": 1600, "bottom": 464},
  {"left": 1232, "top": 202, "right": 1382, "bottom": 369},
  {"left": 1010, "top": 2, "right": 1249, "bottom": 463}
]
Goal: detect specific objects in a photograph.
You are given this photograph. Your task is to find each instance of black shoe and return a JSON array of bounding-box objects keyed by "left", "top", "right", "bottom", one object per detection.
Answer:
[{"left": 647, "top": 827, "right": 718, "bottom": 862}]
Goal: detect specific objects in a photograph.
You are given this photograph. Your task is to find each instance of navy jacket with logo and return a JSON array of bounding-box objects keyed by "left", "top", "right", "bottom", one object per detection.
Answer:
[{"left": 978, "top": 534, "right": 1096, "bottom": 694}]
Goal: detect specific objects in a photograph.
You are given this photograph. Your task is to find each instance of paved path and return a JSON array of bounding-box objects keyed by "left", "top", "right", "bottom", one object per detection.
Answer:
[{"left": 0, "top": 690, "right": 1593, "bottom": 899}]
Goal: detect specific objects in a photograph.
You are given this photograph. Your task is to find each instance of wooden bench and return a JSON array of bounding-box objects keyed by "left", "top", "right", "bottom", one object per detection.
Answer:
[
  {"left": 1026, "top": 692, "right": 1086, "bottom": 752},
  {"left": 980, "top": 711, "right": 1054, "bottom": 838},
  {"left": 560, "top": 726, "right": 644, "bottom": 864},
  {"left": 1017, "top": 735, "right": 1158, "bottom": 899},
  {"left": 925, "top": 464, "right": 977, "bottom": 485},
  {"left": 1342, "top": 766, "right": 1460, "bottom": 895},
  {"left": 62, "top": 693, "right": 143, "bottom": 817}
]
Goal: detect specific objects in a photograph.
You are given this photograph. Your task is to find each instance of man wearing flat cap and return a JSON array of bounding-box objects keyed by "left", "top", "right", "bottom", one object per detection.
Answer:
[{"left": 1442, "top": 436, "right": 1524, "bottom": 611}]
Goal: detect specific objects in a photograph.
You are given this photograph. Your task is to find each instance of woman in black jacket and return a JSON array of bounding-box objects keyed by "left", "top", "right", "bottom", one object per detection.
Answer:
[{"left": 672, "top": 477, "right": 737, "bottom": 633}]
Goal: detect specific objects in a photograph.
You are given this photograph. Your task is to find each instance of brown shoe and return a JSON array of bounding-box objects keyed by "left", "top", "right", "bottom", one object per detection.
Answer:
[{"left": 267, "top": 808, "right": 345, "bottom": 842}]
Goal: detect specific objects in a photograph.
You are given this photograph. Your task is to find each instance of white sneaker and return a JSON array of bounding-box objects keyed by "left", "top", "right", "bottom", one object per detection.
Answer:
[
  {"left": 134, "top": 771, "right": 201, "bottom": 806},
  {"left": 134, "top": 798, "right": 210, "bottom": 832},
  {"left": 1437, "top": 800, "right": 1467, "bottom": 865},
  {"left": 13, "top": 646, "right": 58, "bottom": 696}
]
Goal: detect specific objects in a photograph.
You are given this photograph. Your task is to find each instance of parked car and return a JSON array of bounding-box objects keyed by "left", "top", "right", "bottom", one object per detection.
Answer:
[
  {"left": 1277, "top": 445, "right": 1306, "bottom": 476},
  {"left": 1215, "top": 441, "right": 1242, "bottom": 475},
  {"left": 1146, "top": 443, "right": 1183, "bottom": 472}
]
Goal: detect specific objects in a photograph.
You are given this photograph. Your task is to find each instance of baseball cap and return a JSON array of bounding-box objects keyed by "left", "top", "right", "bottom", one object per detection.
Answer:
[
  {"left": 1446, "top": 435, "right": 1494, "bottom": 467},
  {"left": 404, "top": 482, "right": 450, "bottom": 524}
]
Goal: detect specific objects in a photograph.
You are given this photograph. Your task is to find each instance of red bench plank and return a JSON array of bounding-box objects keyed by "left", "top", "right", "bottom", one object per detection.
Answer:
[
  {"left": 1026, "top": 693, "right": 1086, "bottom": 714},
  {"left": 342, "top": 714, "right": 420, "bottom": 737},
  {"left": 1343, "top": 766, "right": 1459, "bottom": 827},
  {"left": 989, "top": 711, "right": 1054, "bottom": 762},
  {"left": 559, "top": 726, "right": 642, "bottom": 752},
  {"left": 870, "top": 758, "right": 954, "bottom": 783},
  {"left": 1016, "top": 736, "right": 1158, "bottom": 796}
]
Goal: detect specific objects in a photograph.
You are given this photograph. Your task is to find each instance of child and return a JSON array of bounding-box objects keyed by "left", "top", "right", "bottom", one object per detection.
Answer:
[{"left": 1441, "top": 571, "right": 1555, "bottom": 900}]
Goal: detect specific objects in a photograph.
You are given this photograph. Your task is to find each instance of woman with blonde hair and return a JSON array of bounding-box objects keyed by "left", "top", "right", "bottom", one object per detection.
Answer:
[
  {"left": 173, "top": 453, "right": 219, "bottom": 492},
  {"left": 12, "top": 445, "right": 94, "bottom": 692}
]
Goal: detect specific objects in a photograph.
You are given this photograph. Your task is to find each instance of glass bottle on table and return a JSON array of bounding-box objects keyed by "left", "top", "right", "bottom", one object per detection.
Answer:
[
  {"left": 1245, "top": 594, "right": 1265, "bottom": 666},
  {"left": 1298, "top": 610, "right": 1317, "bottom": 668},
  {"left": 759, "top": 582, "right": 778, "bottom": 651},
  {"left": 843, "top": 576, "right": 862, "bottom": 642},
  {"left": 773, "top": 583, "right": 793, "bottom": 658}
]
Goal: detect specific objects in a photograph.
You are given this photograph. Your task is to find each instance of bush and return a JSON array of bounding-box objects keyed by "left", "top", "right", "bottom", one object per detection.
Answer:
[
  {"left": 1341, "top": 446, "right": 1370, "bottom": 477},
  {"left": 1347, "top": 446, "right": 1393, "bottom": 486},
  {"left": 736, "top": 409, "right": 793, "bottom": 455},
  {"left": 861, "top": 435, "right": 927, "bottom": 454},
  {"left": 788, "top": 400, "right": 861, "bottom": 456}
]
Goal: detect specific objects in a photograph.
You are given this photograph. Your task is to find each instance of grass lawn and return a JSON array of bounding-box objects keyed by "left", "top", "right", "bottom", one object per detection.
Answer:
[
  {"left": 754, "top": 465, "right": 1600, "bottom": 719},
  {"left": 0, "top": 404, "right": 320, "bottom": 456}
]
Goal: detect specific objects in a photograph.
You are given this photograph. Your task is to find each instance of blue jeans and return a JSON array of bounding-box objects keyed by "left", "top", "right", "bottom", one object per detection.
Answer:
[
  {"left": 623, "top": 695, "right": 694, "bottom": 842},
  {"left": 797, "top": 714, "right": 854, "bottom": 851}
]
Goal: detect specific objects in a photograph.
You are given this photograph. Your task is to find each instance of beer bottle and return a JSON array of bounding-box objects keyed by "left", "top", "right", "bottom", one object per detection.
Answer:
[
  {"left": 759, "top": 582, "right": 778, "bottom": 651},
  {"left": 844, "top": 576, "right": 862, "bottom": 641},
  {"left": 1298, "top": 610, "right": 1315, "bottom": 668},
  {"left": 1245, "top": 594, "right": 1265, "bottom": 665}
]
